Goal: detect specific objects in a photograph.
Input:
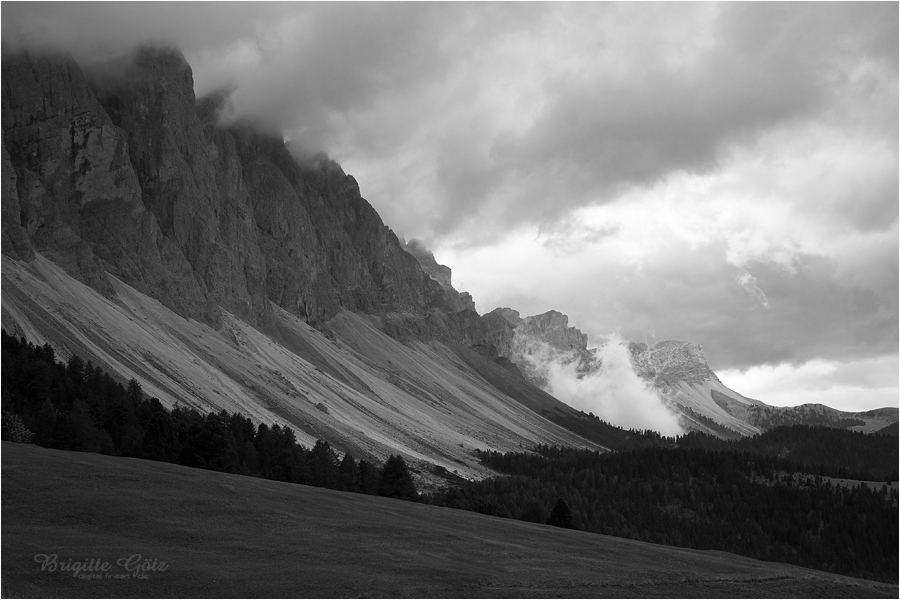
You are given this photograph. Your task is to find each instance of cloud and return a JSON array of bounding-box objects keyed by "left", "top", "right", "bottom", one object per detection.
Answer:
[
  {"left": 513, "top": 332, "right": 684, "bottom": 436},
  {"left": 717, "top": 355, "right": 899, "bottom": 412},
  {"left": 736, "top": 272, "right": 770, "bottom": 310},
  {"left": 1, "top": 3, "right": 291, "bottom": 60},
  {"left": 539, "top": 218, "right": 620, "bottom": 256},
  {"left": 3, "top": 3, "right": 895, "bottom": 243},
  {"left": 342, "top": 2, "right": 898, "bottom": 241},
  {"left": 434, "top": 72, "right": 897, "bottom": 372},
  {"left": 441, "top": 159, "right": 898, "bottom": 372}
]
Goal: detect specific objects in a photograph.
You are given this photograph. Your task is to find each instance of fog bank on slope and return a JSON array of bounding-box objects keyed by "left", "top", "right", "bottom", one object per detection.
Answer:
[{"left": 514, "top": 332, "right": 684, "bottom": 437}]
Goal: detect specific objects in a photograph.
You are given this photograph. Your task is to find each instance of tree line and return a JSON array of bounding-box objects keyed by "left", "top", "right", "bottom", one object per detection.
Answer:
[
  {"left": 0, "top": 332, "right": 418, "bottom": 501},
  {"left": 678, "top": 425, "right": 898, "bottom": 482},
  {"left": 428, "top": 444, "right": 898, "bottom": 583}
]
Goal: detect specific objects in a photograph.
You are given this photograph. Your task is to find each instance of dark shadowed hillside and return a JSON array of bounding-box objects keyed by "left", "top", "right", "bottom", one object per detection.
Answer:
[{"left": 3, "top": 442, "right": 897, "bottom": 599}]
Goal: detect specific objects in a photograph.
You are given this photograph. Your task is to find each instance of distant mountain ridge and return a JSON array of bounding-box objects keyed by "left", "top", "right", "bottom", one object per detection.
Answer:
[{"left": 476, "top": 307, "right": 897, "bottom": 437}]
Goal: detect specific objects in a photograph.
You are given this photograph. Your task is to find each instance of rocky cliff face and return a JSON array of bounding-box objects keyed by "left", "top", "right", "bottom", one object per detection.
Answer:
[
  {"left": 403, "top": 238, "right": 475, "bottom": 312},
  {"left": 519, "top": 311, "right": 590, "bottom": 356},
  {"left": 480, "top": 308, "right": 592, "bottom": 359},
  {"left": 628, "top": 340, "right": 718, "bottom": 387},
  {"left": 404, "top": 239, "right": 452, "bottom": 289},
  {"left": 2, "top": 50, "right": 214, "bottom": 320},
  {"left": 2, "top": 47, "right": 463, "bottom": 331},
  {"left": 473, "top": 308, "right": 597, "bottom": 388}
]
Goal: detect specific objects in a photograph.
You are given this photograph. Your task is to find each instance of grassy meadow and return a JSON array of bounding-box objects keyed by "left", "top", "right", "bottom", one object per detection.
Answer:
[{"left": 2, "top": 442, "right": 897, "bottom": 598}]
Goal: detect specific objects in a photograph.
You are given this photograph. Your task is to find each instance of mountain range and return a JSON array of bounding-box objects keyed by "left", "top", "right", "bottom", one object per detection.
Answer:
[{"left": 2, "top": 46, "right": 895, "bottom": 484}]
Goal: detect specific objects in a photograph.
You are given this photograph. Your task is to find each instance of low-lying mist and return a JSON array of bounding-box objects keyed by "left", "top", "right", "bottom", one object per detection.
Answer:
[{"left": 514, "top": 332, "right": 684, "bottom": 437}]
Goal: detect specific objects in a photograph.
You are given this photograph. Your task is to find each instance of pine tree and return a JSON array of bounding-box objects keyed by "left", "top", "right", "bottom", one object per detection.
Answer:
[
  {"left": 377, "top": 455, "right": 418, "bottom": 501},
  {"left": 358, "top": 460, "right": 379, "bottom": 495},
  {"left": 338, "top": 452, "right": 360, "bottom": 492},
  {"left": 547, "top": 497, "right": 575, "bottom": 529},
  {"left": 141, "top": 411, "right": 181, "bottom": 462},
  {"left": 310, "top": 440, "right": 339, "bottom": 488}
]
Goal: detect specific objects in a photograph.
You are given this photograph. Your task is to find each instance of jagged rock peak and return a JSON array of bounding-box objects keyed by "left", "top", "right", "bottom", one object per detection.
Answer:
[
  {"left": 481, "top": 307, "right": 590, "bottom": 358},
  {"left": 82, "top": 45, "right": 196, "bottom": 110},
  {"left": 132, "top": 45, "right": 191, "bottom": 69},
  {"left": 477, "top": 308, "right": 596, "bottom": 388},
  {"left": 1, "top": 46, "right": 474, "bottom": 332},
  {"left": 520, "top": 310, "right": 589, "bottom": 354},
  {"left": 628, "top": 340, "right": 716, "bottom": 386},
  {"left": 404, "top": 238, "right": 453, "bottom": 290},
  {"left": 401, "top": 238, "right": 475, "bottom": 312},
  {"left": 489, "top": 307, "right": 522, "bottom": 328}
]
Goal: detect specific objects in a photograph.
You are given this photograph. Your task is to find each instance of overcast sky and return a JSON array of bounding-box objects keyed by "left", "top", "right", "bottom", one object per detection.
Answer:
[{"left": 4, "top": 2, "right": 897, "bottom": 412}]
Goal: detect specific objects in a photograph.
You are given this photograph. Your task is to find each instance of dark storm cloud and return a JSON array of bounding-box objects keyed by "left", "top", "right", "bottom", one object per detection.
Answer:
[
  {"left": 3, "top": 3, "right": 894, "bottom": 237},
  {"left": 2, "top": 3, "right": 463, "bottom": 142},
  {"left": 203, "top": 3, "right": 468, "bottom": 147},
  {"left": 456, "top": 2, "right": 898, "bottom": 233},
  {"left": 1, "top": 2, "right": 288, "bottom": 59},
  {"left": 523, "top": 240, "right": 898, "bottom": 372}
]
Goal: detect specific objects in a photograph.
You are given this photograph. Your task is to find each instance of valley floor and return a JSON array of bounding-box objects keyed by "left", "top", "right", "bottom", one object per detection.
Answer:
[{"left": 2, "top": 442, "right": 896, "bottom": 598}]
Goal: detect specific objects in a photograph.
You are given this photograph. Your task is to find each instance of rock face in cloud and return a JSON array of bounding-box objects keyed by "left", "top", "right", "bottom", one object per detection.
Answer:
[
  {"left": 505, "top": 325, "right": 684, "bottom": 437},
  {"left": 557, "top": 337, "right": 686, "bottom": 438},
  {"left": 404, "top": 239, "right": 453, "bottom": 290},
  {"left": 520, "top": 311, "right": 590, "bottom": 359},
  {"left": 479, "top": 307, "right": 685, "bottom": 436},
  {"left": 474, "top": 308, "right": 895, "bottom": 437},
  {"left": 1, "top": 47, "right": 465, "bottom": 330},
  {"left": 403, "top": 239, "right": 476, "bottom": 312},
  {"left": 629, "top": 341, "right": 718, "bottom": 387},
  {"left": 479, "top": 308, "right": 594, "bottom": 376}
]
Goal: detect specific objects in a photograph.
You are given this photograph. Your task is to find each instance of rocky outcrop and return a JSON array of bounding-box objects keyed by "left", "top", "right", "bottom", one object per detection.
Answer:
[
  {"left": 482, "top": 308, "right": 591, "bottom": 359},
  {"left": 472, "top": 308, "right": 597, "bottom": 387},
  {"left": 628, "top": 340, "right": 718, "bottom": 388},
  {"left": 88, "top": 48, "right": 268, "bottom": 326},
  {"left": 1, "top": 133, "right": 32, "bottom": 260},
  {"left": 480, "top": 308, "right": 592, "bottom": 358},
  {"left": 404, "top": 239, "right": 452, "bottom": 290},
  {"left": 403, "top": 238, "right": 475, "bottom": 312},
  {"left": 2, "top": 50, "right": 212, "bottom": 319},
  {"left": 2, "top": 47, "right": 467, "bottom": 331},
  {"left": 520, "top": 311, "right": 589, "bottom": 356}
]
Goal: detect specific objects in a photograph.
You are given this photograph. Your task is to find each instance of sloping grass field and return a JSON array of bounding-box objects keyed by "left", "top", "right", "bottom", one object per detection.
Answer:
[{"left": 2, "top": 442, "right": 896, "bottom": 598}]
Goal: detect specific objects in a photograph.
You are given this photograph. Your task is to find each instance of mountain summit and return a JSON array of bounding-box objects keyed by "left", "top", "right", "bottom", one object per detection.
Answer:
[{"left": 3, "top": 47, "right": 469, "bottom": 330}]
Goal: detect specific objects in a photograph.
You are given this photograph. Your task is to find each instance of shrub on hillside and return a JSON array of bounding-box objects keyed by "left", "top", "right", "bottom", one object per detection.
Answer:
[{"left": 2, "top": 411, "right": 34, "bottom": 444}]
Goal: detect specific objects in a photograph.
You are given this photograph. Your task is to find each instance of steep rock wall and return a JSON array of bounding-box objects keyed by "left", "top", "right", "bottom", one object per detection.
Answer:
[
  {"left": 2, "top": 51, "right": 212, "bottom": 320},
  {"left": 1, "top": 47, "right": 465, "bottom": 331}
]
